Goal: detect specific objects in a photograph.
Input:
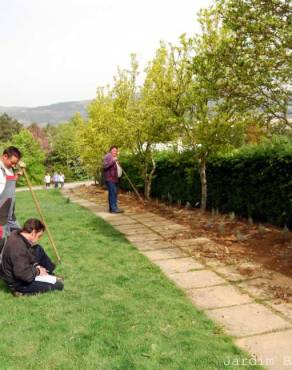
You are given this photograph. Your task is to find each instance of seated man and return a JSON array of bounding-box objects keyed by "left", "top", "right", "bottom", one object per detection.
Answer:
[{"left": 0, "top": 218, "right": 63, "bottom": 296}]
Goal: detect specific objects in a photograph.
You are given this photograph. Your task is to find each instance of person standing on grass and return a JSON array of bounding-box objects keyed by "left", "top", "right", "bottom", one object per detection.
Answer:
[
  {"left": 0, "top": 146, "right": 23, "bottom": 239},
  {"left": 44, "top": 173, "right": 51, "bottom": 189},
  {"left": 103, "top": 146, "right": 123, "bottom": 213},
  {"left": 0, "top": 218, "right": 63, "bottom": 296}
]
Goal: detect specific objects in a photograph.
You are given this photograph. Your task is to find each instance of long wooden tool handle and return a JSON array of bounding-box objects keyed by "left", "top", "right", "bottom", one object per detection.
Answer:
[
  {"left": 22, "top": 169, "right": 61, "bottom": 263},
  {"left": 120, "top": 165, "right": 145, "bottom": 205}
]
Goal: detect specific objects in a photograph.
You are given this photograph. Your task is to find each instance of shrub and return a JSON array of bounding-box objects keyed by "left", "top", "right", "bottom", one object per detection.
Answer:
[{"left": 120, "top": 141, "right": 292, "bottom": 228}]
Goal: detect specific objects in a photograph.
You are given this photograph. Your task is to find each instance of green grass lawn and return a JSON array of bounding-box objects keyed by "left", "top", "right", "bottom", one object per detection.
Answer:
[{"left": 0, "top": 190, "right": 262, "bottom": 370}]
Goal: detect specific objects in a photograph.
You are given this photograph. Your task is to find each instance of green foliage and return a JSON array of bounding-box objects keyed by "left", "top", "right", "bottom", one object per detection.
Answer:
[
  {"left": 47, "top": 114, "right": 88, "bottom": 181},
  {"left": 121, "top": 140, "right": 292, "bottom": 228},
  {"left": 77, "top": 87, "right": 124, "bottom": 177},
  {"left": 207, "top": 139, "right": 292, "bottom": 227},
  {"left": 0, "top": 113, "right": 23, "bottom": 143},
  {"left": 11, "top": 129, "right": 45, "bottom": 185},
  {"left": 218, "top": 0, "right": 292, "bottom": 132},
  {"left": 120, "top": 150, "right": 201, "bottom": 206}
]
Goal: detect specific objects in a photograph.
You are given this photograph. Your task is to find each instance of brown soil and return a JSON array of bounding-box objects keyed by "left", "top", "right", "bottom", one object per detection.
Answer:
[{"left": 70, "top": 184, "right": 292, "bottom": 302}]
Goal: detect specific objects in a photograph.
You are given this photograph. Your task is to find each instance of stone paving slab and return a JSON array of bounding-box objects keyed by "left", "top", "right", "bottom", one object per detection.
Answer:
[
  {"left": 88, "top": 207, "right": 107, "bottom": 213},
  {"left": 207, "top": 303, "right": 291, "bottom": 337},
  {"left": 113, "top": 224, "right": 151, "bottom": 232},
  {"left": 155, "top": 230, "right": 184, "bottom": 238},
  {"left": 266, "top": 301, "right": 292, "bottom": 322},
  {"left": 133, "top": 240, "right": 175, "bottom": 251},
  {"left": 108, "top": 218, "right": 140, "bottom": 226},
  {"left": 236, "top": 329, "right": 292, "bottom": 370},
  {"left": 142, "top": 220, "right": 181, "bottom": 227},
  {"left": 188, "top": 285, "right": 252, "bottom": 310},
  {"left": 116, "top": 228, "right": 155, "bottom": 236},
  {"left": 150, "top": 224, "right": 187, "bottom": 232},
  {"left": 215, "top": 265, "right": 253, "bottom": 282},
  {"left": 97, "top": 212, "right": 127, "bottom": 221},
  {"left": 132, "top": 217, "right": 170, "bottom": 224},
  {"left": 237, "top": 278, "right": 274, "bottom": 300},
  {"left": 143, "top": 248, "right": 187, "bottom": 261},
  {"left": 174, "top": 237, "right": 216, "bottom": 250},
  {"left": 126, "top": 234, "right": 164, "bottom": 243},
  {"left": 130, "top": 213, "right": 160, "bottom": 219},
  {"left": 204, "top": 260, "right": 229, "bottom": 268},
  {"left": 169, "top": 270, "right": 226, "bottom": 290},
  {"left": 155, "top": 257, "right": 204, "bottom": 274}
]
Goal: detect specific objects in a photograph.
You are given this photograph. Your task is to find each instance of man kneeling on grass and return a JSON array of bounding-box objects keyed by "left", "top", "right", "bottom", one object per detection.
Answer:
[{"left": 0, "top": 218, "right": 63, "bottom": 296}]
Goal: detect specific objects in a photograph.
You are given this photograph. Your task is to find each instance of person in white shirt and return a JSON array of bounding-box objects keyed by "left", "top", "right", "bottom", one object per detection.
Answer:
[
  {"left": 0, "top": 146, "right": 22, "bottom": 239},
  {"left": 44, "top": 173, "right": 51, "bottom": 189},
  {"left": 59, "top": 173, "right": 65, "bottom": 188}
]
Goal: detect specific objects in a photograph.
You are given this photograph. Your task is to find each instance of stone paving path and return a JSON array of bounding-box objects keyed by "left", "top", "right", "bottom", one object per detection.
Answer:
[
  {"left": 63, "top": 189, "right": 292, "bottom": 370},
  {"left": 16, "top": 180, "right": 94, "bottom": 192}
]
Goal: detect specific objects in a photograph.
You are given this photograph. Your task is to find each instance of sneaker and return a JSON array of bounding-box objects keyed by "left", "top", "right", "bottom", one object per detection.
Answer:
[
  {"left": 11, "top": 290, "right": 24, "bottom": 297},
  {"left": 111, "top": 209, "right": 124, "bottom": 214}
]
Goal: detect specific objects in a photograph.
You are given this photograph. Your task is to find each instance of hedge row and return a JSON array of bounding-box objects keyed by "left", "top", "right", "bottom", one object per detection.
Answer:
[{"left": 120, "top": 141, "right": 292, "bottom": 228}]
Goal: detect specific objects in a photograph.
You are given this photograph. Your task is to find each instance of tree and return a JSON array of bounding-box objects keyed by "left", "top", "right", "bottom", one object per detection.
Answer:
[
  {"left": 170, "top": 0, "right": 291, "bottom": 211},
  {"left": 218, "top": 0, "right": 292, "bottom": 133},
  {"left": 11, "top": 129, "right": 46, "bottom": 185},
  {"left": 27, "top": 123, "right": 50, "bottom": 152},
  {"left": 47, "top": 114, "right": 87, "bottom": 180},
  {"left": 184, "top": 8, "right": 251, "bottom": 211},
  {"left": 135, "top": 44, "right": 190, "bottom": 199},
  {"left": 77, "top": 86, "right": 123, "bottom": 180},
  {"left": 0, "top": 113, "right": 23, "bottom": 143}
]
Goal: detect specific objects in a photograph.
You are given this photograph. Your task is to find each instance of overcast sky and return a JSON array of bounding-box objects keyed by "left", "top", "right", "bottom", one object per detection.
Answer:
[{"left": 0, "top": 0, "right": 213, "bottom": 107}]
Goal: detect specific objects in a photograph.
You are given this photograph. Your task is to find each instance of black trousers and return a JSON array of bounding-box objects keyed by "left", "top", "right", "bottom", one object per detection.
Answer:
[{"left": 14, "top": 245, "right": 64, "bottom": 295}]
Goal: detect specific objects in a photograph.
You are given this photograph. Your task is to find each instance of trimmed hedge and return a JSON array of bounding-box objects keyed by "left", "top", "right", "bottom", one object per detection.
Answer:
[{"left": 120, "top": 142, "right": 292, "bottom": 228}]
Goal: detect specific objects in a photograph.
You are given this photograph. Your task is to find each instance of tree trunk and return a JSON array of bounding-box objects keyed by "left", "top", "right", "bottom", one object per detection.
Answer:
[
  {"left": 144, "top": 156, "right": 156, "bottom": 201},
  {"left": 198, "top": 154, "right": 207, "bottom": 212}
]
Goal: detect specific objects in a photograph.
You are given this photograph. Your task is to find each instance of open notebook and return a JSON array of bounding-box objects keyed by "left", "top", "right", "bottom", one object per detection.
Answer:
[{"left": 35, "top": 275, "right": 57, "bottom": 284}]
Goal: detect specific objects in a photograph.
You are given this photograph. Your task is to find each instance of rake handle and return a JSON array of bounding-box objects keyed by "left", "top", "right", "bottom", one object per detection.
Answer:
[{"left": 22, "top": 168, "right": 61, "bottom": 263}]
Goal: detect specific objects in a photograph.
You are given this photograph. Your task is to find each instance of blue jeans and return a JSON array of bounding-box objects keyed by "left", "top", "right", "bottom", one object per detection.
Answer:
[{"left": 105, "top": 181, "right": 118, "bottom": 212}]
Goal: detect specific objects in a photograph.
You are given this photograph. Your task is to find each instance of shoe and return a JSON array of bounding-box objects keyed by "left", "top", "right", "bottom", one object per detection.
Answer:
[
  {"left": 51, "top": 274, "right": 64, "bottom": 282},
  {"left": 11, "top": 290, "right": 24, "bottom": 297},
  {"left": 110, "top": 209, "right": 124, "bottom": 214},
  {"left": 56, "top": 276, "right": 64, "bottom": 283}
]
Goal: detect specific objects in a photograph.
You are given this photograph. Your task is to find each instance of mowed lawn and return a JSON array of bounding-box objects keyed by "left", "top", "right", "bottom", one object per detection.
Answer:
[{"left": 0, "top": 190, "right": 262, "bottom": 370}]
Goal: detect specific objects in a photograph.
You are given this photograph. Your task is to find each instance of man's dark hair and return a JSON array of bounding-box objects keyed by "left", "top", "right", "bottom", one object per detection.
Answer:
[
  {"left": 3, "top": 146, "right": 22, "bottom": 159},
  {"left": 109, "top": 145, "right": 118, "bottom": 152},
  {"left": 22, "top": 219, "right": 45, "bottom": 233}
]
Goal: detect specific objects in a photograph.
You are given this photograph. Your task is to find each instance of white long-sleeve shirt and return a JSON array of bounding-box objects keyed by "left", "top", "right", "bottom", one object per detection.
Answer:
[{"left": 0, "top": 160, "right": 14, "bottom": 195}]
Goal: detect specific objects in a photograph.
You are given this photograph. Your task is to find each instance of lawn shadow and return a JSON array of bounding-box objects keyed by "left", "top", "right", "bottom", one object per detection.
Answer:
[
  {"left": 0, "top": 279, "right": 10, "bottom": 294},
  {"left": 86, "top": 217, "right": 130, "bottom": 243}
]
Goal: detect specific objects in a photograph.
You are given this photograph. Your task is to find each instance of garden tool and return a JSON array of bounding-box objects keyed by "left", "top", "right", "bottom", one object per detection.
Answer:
[{"left": 19, "top": 163, "right": 61, "bottom": 263}]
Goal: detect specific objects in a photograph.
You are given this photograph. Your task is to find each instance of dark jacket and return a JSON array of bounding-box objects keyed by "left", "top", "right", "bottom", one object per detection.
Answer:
[
  {"left": 103, "top": 153, "right": 118, "bottom": 183},
  {"left": 0, "top": 231, "right": 39, "bottom": 288}
]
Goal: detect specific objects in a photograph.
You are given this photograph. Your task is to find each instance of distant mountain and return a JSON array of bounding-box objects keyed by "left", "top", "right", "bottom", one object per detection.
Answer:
[{"left": 0, "top": 100, "right": 92, "bottom": 126}]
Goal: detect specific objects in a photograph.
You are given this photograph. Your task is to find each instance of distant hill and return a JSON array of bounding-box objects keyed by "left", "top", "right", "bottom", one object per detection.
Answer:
[{"left": 0, "top": 100, "right": 91, "bottom": 126}]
